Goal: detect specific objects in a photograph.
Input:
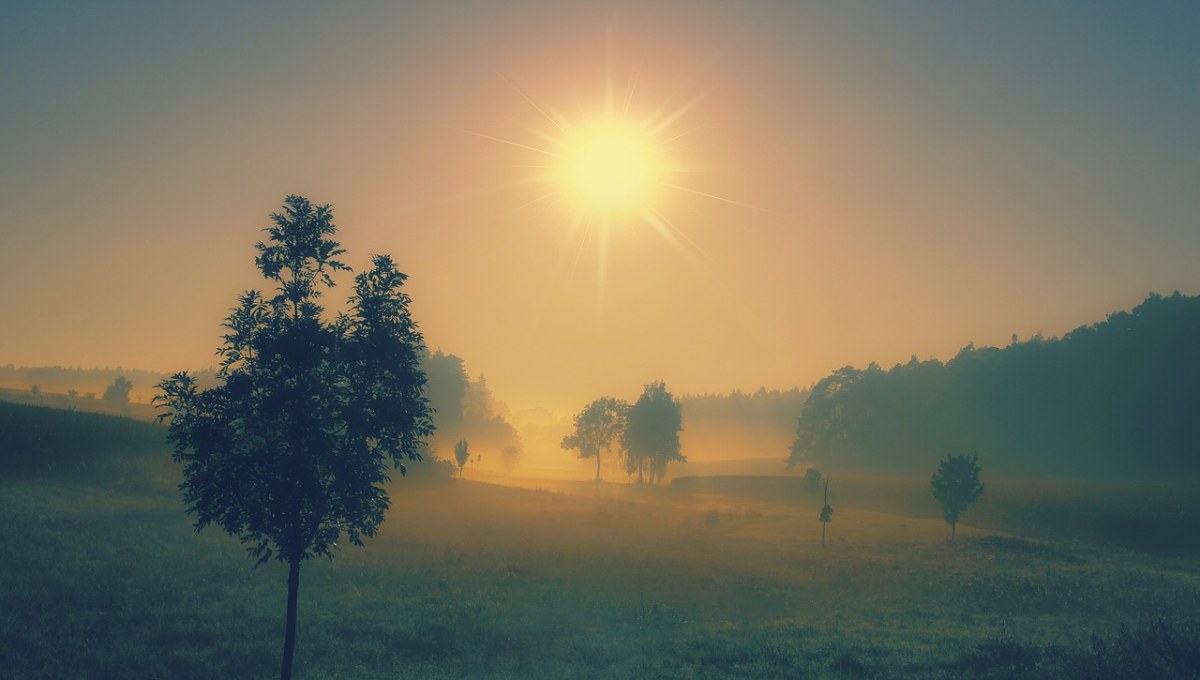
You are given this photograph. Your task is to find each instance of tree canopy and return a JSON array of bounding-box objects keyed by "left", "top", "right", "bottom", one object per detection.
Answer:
[
  {"left": 623, "top": 381, "right": 685, "bottom": 484},
  {"left": 155, "top": 195, "right": 433, "bottom": 680},
  {"left": 788, "top": 292, "right": 1200, "bottom": 479},
  {"left": 931, "top": 453, "right": 983, "bottom": 540},
  {"left": 561, "top": 396, "right": 629, "bottom": 481}
]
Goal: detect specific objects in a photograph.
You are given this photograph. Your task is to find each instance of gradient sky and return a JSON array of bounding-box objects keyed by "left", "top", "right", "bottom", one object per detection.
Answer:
[{"left": 2, "top": 2, "right": 1197, "bottom": 412}]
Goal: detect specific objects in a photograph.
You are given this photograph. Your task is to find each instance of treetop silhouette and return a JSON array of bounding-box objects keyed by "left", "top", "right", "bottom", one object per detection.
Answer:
[{"left": 155, "top": 195, "right": 434, "bottom": 680}]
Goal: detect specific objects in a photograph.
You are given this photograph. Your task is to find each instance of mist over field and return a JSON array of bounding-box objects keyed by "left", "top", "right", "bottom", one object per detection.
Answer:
[
  {"left": 3, "top": 1, "right": 1199, "bottom": 678},
  {"left": 4, "top": 291, "right": 1199, "bottom": 678}
]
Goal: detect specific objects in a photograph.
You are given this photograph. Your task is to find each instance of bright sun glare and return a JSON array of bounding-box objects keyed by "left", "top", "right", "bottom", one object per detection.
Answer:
[
  {"left": 461, "top": 40, "right": 753, "bottom": 310},
  {"left": 553, "top": 119, "right": 662, "bottom": 216}
]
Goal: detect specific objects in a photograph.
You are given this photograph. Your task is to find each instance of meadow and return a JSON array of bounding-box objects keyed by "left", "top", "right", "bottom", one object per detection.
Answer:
[{"left": 2, "top": 404, "right": 1198, "bottom": 678}]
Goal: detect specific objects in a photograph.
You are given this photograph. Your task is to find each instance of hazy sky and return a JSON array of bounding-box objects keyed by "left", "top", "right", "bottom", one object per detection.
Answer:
[{"left": 2, "top": 2, "right": 1197, "bottom": 412}]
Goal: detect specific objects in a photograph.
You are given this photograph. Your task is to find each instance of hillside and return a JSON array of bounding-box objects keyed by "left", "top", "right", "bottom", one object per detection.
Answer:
[{"left": 0, "top": 401, "right": 171, "bottom": 487}]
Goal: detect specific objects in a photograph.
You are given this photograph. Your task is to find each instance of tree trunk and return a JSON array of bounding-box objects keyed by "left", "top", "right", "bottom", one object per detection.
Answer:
[
  {"left": 595, "top": 450, "right": 601, "bottom": 482},
  {"left": 821, "top": 522, "right": 826, "bottom": 546},
  {"left": 951, "top": 521, "right": 956, "bottom": 541},
  {"left": 280, "top": 557, "right": 301, "bottom": 680}
]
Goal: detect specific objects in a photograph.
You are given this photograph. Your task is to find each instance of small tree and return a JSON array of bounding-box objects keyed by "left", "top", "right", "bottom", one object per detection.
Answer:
[
  {"left": 819, "top": 475, "right": 833, "bottom": 546},
  {"left": 454, "top": 438, "right": 470, "bottom": 478},
  {"left": 155, "top": 196, "right": 433, "bottom": 680},
  {"left": 561, "top": 396, "right": 628, "bottom": 482},
  {"left": 931, "top": 453, "right": 983, "bottom": 540},
  {"left": 30, "top": 384, "right": 41, "bottom": 404}
]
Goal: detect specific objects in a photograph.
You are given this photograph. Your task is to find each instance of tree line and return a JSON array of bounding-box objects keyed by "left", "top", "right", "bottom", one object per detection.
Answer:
[
  {"left": 788, "top": 292, "right": 1200, "bottom": 479},
  {"left": 678, "top": 387, "right": 809, "bottom": 460}
]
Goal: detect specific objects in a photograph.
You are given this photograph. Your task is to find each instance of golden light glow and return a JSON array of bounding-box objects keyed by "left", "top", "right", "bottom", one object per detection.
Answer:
[
  {"left": 553, "top": 119, "right": 662, "bottom": 216},
  {"left": 461, "top": 49, "right": 752, "bottom": 312}
]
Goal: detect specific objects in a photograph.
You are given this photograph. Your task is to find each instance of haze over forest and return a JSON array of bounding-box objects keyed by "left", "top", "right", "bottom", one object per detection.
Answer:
[
  {"left": 3, "top": 4, "right": 1199, "bottom": 679},
  {"left": 5, "top": 290, "right": 1198, "bottom": 483}
]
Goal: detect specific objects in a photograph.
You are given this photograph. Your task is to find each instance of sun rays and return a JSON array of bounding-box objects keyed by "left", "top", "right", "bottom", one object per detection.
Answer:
[{"left": 460, "top": 36, "right": 756, "bottom": 318}]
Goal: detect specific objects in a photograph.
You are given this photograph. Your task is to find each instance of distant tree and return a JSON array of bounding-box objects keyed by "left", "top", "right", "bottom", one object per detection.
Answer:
[
  {"left": 931, "top": 453, "right": 983, "bottom": 540},
  {"left": 453, "top": 438, "right": 470, "bottom": 478},
  {"left": 103, "top": 375, "right": 133, "bottom": 408},
  {"left": 422, "top": 352, "right": 523, "bottom": 462},
  {"left": 155, "top": 195, "right": 433, "bottom": 680},
  {"left": 500, "top": 445, "right": 522, "bottom": 473},
  {"left": 803, "top": 467, "right": 822, "bottom": 494},
  {"left": 68, "top": 388, "right": 79, "bottom": 399},
  {"left": 423, "top": 351, "right": 469, "bottom": 436},
  {"left": 622, "top": 382, "right": 684, "bottom": 484},
  {"left": 819, "top": 475, "right": 833, "bottom": 546},
  {"left": 561, "top": 396, "right": 629, "bottom": 482},
  {"left": 30, "top": 384, "right": 41, "bottom": 404}
]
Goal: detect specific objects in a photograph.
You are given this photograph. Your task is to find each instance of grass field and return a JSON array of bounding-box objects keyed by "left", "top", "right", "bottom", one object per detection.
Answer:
[{"left": 2, "top": 458, "right": 1199, "bottom": 678}]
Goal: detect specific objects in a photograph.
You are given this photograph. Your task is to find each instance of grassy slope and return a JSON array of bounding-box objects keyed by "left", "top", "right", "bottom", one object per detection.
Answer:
[
  {"left": 0, "top": 401, "right": 169, "bottom": 480},
  {"left": 2, "top": 474, "right": 1198, "bottom": 679},
  {"left": 0, "top": 386, "right": 158, "bottom": 421},
  {"left": 673, "top": 474, "right": 1200, "bottom": 558}
]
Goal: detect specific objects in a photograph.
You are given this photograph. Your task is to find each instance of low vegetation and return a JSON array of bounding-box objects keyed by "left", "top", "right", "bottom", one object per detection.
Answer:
[
  {"left": 2, "top": 407, "right": 1198, "bottom": 678},
  {"left": 0, "top": 401, "right": 170, "bottom": 488}
]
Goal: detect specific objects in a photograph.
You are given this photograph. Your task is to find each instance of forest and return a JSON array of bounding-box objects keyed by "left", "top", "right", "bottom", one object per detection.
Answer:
[{"left": 788, "top": 292, "right": 1200, "bottom": 479}]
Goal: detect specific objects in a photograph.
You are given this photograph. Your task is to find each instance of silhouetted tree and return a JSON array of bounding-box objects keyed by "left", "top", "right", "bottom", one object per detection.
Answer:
[
  {"left": 30, "top": 384, "right": 41, "bottom": 404},
  {"left": 103, "top": 375, "right": 133, "bottom": 408},
  {"left": 155, "top": 196, "right": 433, "bottom": 680},
  {"left": 561, "top": 396, "right": 629, "bottom": 481},
  {"left": 819, "top": 475, "right": 833, "bottom": 546},
  {"left": 931, "top": 453, "right": 983, "bottom": 540},
  {"left": 622, "top": 382, "right": 684, "bottom": 484},
  {"left": 454, "top": 438, "right": 470, "bottom": 478}
]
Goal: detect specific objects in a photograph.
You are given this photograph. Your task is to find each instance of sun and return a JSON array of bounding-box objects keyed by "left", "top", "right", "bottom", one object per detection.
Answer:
[
  {"left": 458, "top": 46, "right": 754, "bottom": 311},
  {"left": 552, "top": 118, "right": 663, "bottom": 217}
]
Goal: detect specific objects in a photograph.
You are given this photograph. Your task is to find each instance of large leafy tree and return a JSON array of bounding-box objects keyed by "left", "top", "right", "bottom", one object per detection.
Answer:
[
  {"left": 155, "top": 196, "right": 434, "bottom": 680},
  {"left": 930, "top": 453, "right": 984, "bottom": 540},
  {"left": 622, "top": 381, "right": 684, "bottom": 484},
  {"left": 561, "top": 396, "right": 629, "bottom": 482}
]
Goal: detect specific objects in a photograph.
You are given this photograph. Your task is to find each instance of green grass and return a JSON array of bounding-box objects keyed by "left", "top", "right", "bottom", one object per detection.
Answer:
[
  {"left": 674, "top": 473, "right": 1200, "bottom": 558},
  {"left": 2, "top": 473, "right": 1198, "bottom": 679},
  {"left": 0, "top": 401, "right": 171, "bottom": 488}
]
